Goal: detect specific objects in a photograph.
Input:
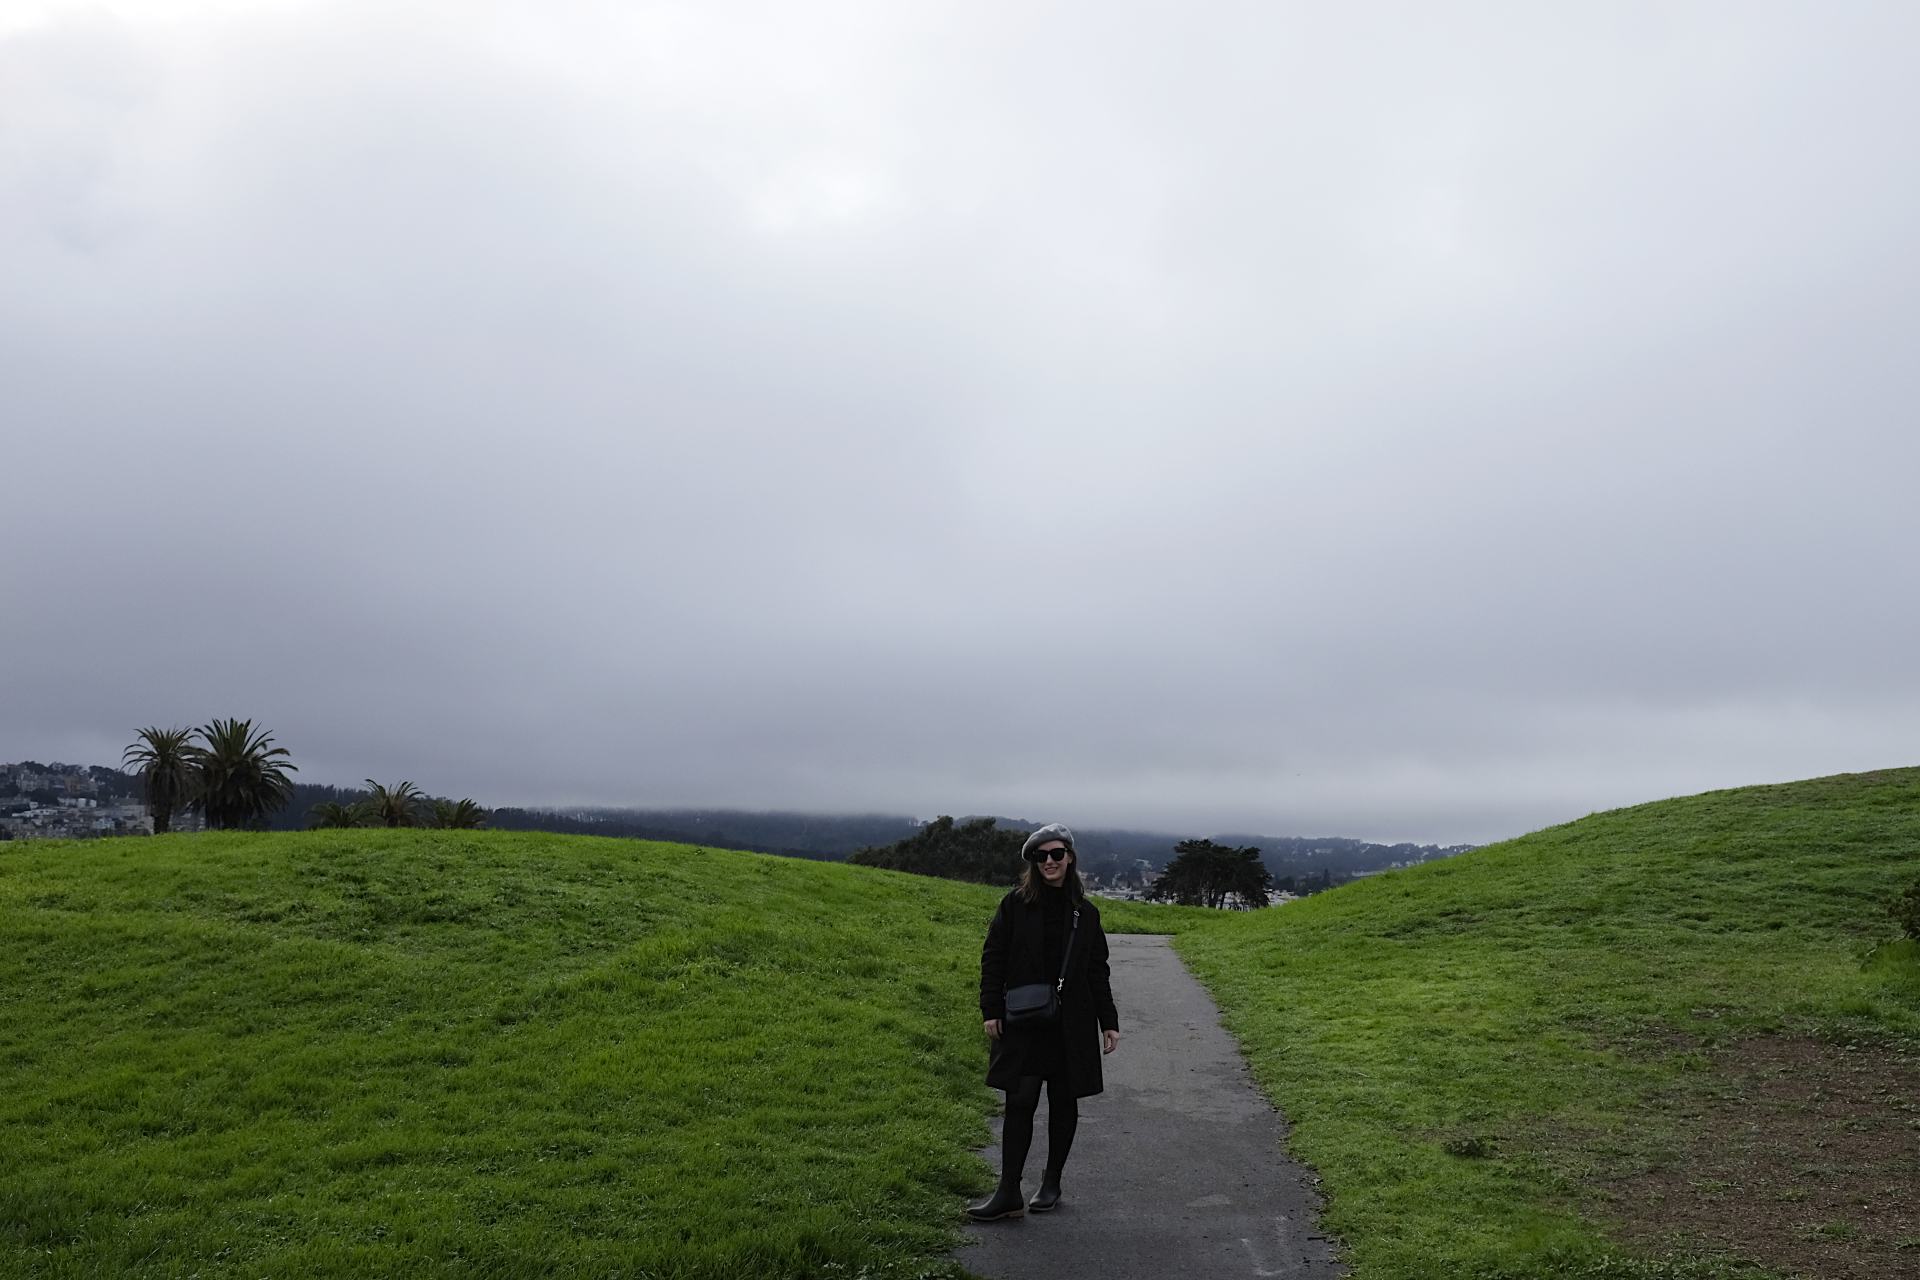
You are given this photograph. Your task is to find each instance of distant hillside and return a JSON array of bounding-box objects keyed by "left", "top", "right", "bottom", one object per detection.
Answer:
[
  {"left": 856, "top": 820, "right": 1473, "bottom": 889},
  {"left": 484, "top": 805, "right": 921, "bottom": 859},
  {"left": 4, "top": 762, "right": 1468, "bottom": 880},
  {"left": 498, "top": 806, "right": 1474, "bottom": 886},
  {"left": 1073, "top": 828, "right": 1475, "bottom": 889},
  {"left": 0, "top": 761, "right": 139, "bottom": 805}
]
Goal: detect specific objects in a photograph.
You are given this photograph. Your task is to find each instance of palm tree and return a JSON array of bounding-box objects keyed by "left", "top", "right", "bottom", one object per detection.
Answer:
[
  {"left": 307, "top": 801, "right": 366, "bottom": 829},
  {"left": 429, "top": 798, "right": 488, "bottom": 829},
  {"left": 121, "top": 726, "right": 198, "bottom": 834},
  {"left": 365, "top": 780, "right": 427, "bottom": 828},
  {"left": 192, "top": 719, "right": 298, "bottom": 830}
]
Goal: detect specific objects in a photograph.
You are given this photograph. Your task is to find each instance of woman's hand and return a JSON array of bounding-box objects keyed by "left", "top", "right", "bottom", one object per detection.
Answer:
[
  {"left": 984, "top": 1018, "right": 1002, "bottom": 1040},
  {"left": 1102, "top": 1029, "right": 1120, "bottom": 1054}
]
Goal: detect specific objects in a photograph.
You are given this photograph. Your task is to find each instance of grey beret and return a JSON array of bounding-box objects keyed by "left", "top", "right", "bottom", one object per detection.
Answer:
[{"left": 1021, "top": 822, "right": 1076, "bottom": 861}]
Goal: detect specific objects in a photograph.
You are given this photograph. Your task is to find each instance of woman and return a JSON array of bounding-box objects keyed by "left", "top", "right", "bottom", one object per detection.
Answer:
[{"left": 967, "top": 823, "right": 1121, "bottom": 1221}]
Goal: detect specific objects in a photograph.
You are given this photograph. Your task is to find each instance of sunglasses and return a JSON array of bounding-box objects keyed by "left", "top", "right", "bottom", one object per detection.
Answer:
[{"left": 1027, "top": 847, "right": 1070, "bottom": 863}]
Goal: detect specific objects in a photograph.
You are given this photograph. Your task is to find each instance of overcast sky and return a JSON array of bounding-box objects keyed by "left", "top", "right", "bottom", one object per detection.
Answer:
[{"left": 4, "top": 2, "right": 1916, "bottom": 844}]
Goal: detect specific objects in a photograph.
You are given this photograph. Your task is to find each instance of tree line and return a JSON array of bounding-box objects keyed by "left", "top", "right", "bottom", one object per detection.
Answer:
[
  {"left": 848, "top": 819, "right": 1282, "bottom": 909},
  {"left": 122, "top": 721, "right": 486, "bottom": 832}
]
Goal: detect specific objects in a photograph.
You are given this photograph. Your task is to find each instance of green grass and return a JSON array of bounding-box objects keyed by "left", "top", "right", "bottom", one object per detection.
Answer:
[
  {"left": 0, "top": 831, "right": 1014, "bottom": 1279},
  {"left": 1171, "top": 767, "right": 1920, "bottom": 1278},
  {"left": 5, "top": 769, "right": 1917, "bottom": 1278}
]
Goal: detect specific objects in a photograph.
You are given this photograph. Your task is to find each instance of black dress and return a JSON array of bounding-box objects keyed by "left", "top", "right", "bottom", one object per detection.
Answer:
[
  {"left": 979, "top": 883, "right": 1119, "bottom": 1098},
  {"left": 1019, "top": 885, "right": 1074, "bottom": 1079}
]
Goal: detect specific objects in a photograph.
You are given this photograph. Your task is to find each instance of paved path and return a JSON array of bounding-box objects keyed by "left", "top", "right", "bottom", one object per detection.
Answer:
[{"left": 955, "top": 934, "right": 1345, "bottom": 1279}]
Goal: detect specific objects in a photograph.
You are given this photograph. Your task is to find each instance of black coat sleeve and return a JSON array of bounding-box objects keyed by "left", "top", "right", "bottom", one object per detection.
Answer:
[
  {"left": 1090, "top": 923, "right": 1119, "bottom": 1032},
  {"left": 979, "top": 896, "right": 1010, "bottom": 1021}
]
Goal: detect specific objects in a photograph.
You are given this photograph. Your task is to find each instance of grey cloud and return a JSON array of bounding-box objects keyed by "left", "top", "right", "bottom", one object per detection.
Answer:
[{"left": 4, "top": 2, "right": 1917, "bottom": 844}]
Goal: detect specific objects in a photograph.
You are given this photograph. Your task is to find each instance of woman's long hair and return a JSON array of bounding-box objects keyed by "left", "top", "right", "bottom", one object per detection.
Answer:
[{"left": 1016, "top": 851, "right": 1086, "bottom": 904}]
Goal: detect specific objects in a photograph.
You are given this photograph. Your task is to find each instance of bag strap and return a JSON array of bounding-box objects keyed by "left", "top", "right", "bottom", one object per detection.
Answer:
[{"left": 1055, "top": 905, "right": 1080, "bottom": 994}]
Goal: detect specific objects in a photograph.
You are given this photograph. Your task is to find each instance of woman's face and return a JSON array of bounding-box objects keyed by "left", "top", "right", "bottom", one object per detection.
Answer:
[{"left": 1035, "top": 841, "right": 1072, "bottom": 886}]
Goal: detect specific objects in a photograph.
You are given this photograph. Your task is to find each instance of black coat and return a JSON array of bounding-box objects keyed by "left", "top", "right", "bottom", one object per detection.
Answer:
[{"left": 978, "top": 887, "right": 1120, "bottom": 1098}]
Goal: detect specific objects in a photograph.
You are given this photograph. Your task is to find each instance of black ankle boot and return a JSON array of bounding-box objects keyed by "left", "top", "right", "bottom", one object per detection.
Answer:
[
  {"left": 966, "top": 1183, "right": 1026, "bottom": 1222},
  {"left": 1027, "top": 1172, "right": 1062, "bottom": 1213}
]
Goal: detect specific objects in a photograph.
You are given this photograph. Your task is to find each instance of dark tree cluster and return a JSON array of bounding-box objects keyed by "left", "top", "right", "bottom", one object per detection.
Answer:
[
  {"left": 847, "top": 815, "right": 1028, "bottom": 885},
  {"left": 123, "top": 720, "right": 296, "bottom": 832},
  {"left": 1147, "top": 839, "right": 1274, "bottom": 909},
  {"left": 305, "top": 781, "right": 486, "bottom": 830},
  {"left": 122, "top": 725, "right": 485, "bottom": 834}
]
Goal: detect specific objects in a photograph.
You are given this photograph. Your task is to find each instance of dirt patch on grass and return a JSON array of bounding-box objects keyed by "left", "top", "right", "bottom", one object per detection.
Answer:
[{"left": 1572, "top": 1033, "right": 1920, "bottom": 1278}]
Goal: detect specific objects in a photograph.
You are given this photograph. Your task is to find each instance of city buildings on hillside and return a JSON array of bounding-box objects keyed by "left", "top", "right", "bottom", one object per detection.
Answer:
[
  {"left": 0, "top": 761, "right": 170, "bottom": 841},
  {"left": 1088, "top": 875, "right": 1301, "bottom": 908},
  {"left": 0, "top": 801, "right": 155, "bottom": 840}
]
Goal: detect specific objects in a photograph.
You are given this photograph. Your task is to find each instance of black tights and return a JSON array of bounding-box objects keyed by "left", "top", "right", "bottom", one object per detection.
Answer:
[{"left": 999, "top": 1075, "right": 1077, "bottom": 1190}]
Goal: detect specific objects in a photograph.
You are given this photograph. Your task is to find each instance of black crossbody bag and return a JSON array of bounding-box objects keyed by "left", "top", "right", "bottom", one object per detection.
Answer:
[{"left": 1002, "top": 904, "right": 1080, "bottom": 1032}]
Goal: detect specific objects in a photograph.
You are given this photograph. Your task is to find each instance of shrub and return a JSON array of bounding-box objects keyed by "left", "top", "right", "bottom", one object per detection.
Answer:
[
  {"left": 1442, "top": 1133, "right": 1494, "bottom": 1159},
  {"left": 1893, "top": 876, "right": 1920, "bottom": 941}
]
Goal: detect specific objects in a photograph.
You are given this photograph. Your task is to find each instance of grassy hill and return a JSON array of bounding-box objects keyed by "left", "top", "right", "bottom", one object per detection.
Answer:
[
  {"left": 0, "top": 830, "right": 1015, "bottom": 1278},
  {"left": 3, "top": 769, "right": 1916, "bottom": 1278},
  {"left": 1177, "top": 767, "right": 1920, "bottom": 1278}
]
